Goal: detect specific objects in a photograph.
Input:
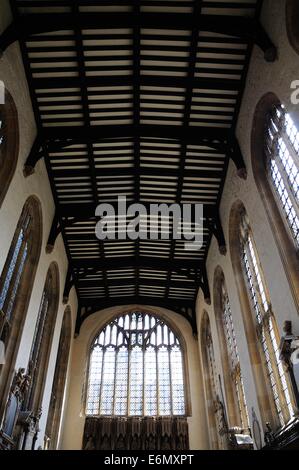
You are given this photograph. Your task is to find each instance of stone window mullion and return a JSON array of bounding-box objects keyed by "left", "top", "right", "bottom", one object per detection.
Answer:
[{"left": 262, "top": 315, "right": 288, "bottom": 423}]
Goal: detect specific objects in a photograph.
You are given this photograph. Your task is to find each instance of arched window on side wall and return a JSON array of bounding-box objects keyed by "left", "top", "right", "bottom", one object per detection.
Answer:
[
  {"left": 265, "top": 103, "right": 299, "bottom": 247},
  {"left": 213, "top": 267, "right": 250, "bottom": 434},
  {"left": 251, "top": 93, "right": 299, "bottom": 311},
  {"left": 200, "top": 312, "right": 227, "bottom": 450},
  {"left": 45, "top": 306, "right": 72, "bottom": 450},
  {"left": 0, "top": 196, "right": 42, "bottom": 418},
  {"left": 23, "top": 262, "right": 60, "bottom": 416},
  {"left": 239, "top": 209, "right": 295, "bottom": 428},
  {"left": 0, "top": 89, "right": 19, "bottom": 208}
]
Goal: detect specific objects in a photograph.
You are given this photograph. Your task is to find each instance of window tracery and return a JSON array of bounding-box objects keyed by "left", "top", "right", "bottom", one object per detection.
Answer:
[{"left": 86, "top": 312, "right": 186, "bottom": 417}]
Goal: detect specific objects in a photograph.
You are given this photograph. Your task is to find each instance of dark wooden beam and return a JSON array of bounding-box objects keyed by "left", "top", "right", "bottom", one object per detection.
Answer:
[
  {"left": 43, "top": 124, "right": 229, "bottom": 146},
  {"left": 72, "top": 256, "right": 202, "bottom": 272},
  {"left": 23, "top": 135, "right": 44, "bottom": 177},
  {"left": 31, "top": 75, "right": 241, "bottom": 92},
  {"left": 63, "top": 265, "right": 75, "bottom": 304},
  {"left": 78, "top": 278, "right": 196, "bottom": 290},
  {"left": 59, "top": 202, "right": 217, "bottom": 219},
  {"left": 75, "top": 296, "right": 197, "bottom": 334},
  {"left": 227, "top": 137, "right": 247, "bottom": 179},
  {"left": 201, "top": 265, "right": 211, "bottom": 305},
  {"left": 46, "top": 211, "right": 61, "bottom": 254},
  {"left": 52, "top": 166, "right": 224, "bottom": 181},
  {"left": 208, "top": 212, "right": 227, "bottom": 255},
  {"left": 132, "top": 0, "right": 141, "bottom": 300},
  {"left": 164, "top": 0, "right": 203, "bottom": 305},
  {"left": 1, "top": 13, "right": 276, "bottom": 60},
  {"left": 25, "top": 123, "right": 229, "bottom": 173}
]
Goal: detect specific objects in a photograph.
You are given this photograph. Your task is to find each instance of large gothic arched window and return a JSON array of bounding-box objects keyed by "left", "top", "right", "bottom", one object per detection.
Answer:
[
  {"left": 86, "top": 312, "right": 186, "bottom": 417},
  {"left": 0, "top": 196, "right": 42, "bottom": 416},
  {"left": 240, "top": 210, "right": 294, "bottom": 427},
  {"left": 45, "top": 306, "right": 72, "bottom": 450},
  {"left": 24, "top": 263, "right": 60, "bottom": 415},
  {"left": 220, "top": 282, "right": 249, "bottom": 431},
  {"left": 265, "top": 104, "right": 299, "bottom": 247},
  {"left": 213, "top": 267, "right": 250, "bottom": 434}
]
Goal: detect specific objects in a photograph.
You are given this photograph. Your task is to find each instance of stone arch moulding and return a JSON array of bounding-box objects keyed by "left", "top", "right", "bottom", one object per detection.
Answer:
[
  {"left": 45, "top": 306, "right": 72, "bottom": 450},
  {"left": 199, "top": 311, "right": 219, "bottom": 450},
  {"left": 229, "top": 199, "right": 280, "bottom": 430},
  {"left": 29, "top": 261, "right": 60, "bottom": 415},
  {"left": 213, "top": 266, "right": 240, "bottom": 428},
  {"left": 286, "top": 0, "right": 299, "bottom": 55},
  {"left": 0, "top": 195, "right": 43, "bottom": 419},
  {"left": 251, "top": 92, "right": 299, "bottom": 312},
  {"left": 0, "top": 88, "right": 19, "bottom": 208},
  {"left": 82, "top": 305, "right": 192, "bottom": 418}
]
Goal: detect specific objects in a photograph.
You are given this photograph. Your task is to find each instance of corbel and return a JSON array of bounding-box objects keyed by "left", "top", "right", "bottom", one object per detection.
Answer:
[
  {"left": 74, "top": 304, "right": 83, "bottom": 337},
  {"left": 46, "top": 212, "right": 61, "bottom": 254},
  {"left": 227, "top": 137, "right": 247, "bottom": 180},
  {"left": 201, "top": 265, "right": 211, "bottom": 305},
  {"left": 63, "top": 266, "right": 75, "bottom": 304},
  {"left": 253, "top": 21, "right": 277, "bottom": 63},
  {"left": 23, "top": 135, "right": 44, "bottom": 177},
  {"left": 208, "top": 213, "right": 227, "bottom": 255}
]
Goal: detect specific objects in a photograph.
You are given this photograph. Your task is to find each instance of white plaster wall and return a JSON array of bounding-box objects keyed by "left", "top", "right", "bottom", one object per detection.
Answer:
[
  {"left": 61, "top": 304, "right": 209, "bottom": 450},
  {"left": 195, "top": 0, "right": 299, "bottom": 448},
  {"left": 0, "top": 0, "right": 78, "bottom": 449}
]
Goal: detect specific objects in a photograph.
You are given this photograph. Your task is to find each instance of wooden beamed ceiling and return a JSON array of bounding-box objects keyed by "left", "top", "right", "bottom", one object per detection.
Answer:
[{"left": 5, "top": 0, "right": 274, "bottom": 333}]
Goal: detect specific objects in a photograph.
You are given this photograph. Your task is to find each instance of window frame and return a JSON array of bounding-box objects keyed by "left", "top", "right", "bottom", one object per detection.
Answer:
[
  {"left": 220, "top": 282, "right": 250, "bottom": 432},
  {"left": 23, "top": 263, "right": 60, "bottom": 414},
  {"left": 213, "top": 266, "right": 250, "bottom": 434},
  {"left": 239, "top": 210, "right": 295, "bottom": 428},
  {"left": 264, "top": 103, "right": 299, "bottom": 248},
  {"left": 0, "top": 196, "right": 42, "bottom": 422},
  {"left": 251, "top": 93, "right": 299, "bottom": 313},
  {"left": 85, "top": 311, "right": 190, "bottom": 419}
]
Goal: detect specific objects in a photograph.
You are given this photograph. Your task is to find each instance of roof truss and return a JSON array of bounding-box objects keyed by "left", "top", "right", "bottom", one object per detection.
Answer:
[{"left": 7, "top": 0, "right": 274, "bottom": 334}]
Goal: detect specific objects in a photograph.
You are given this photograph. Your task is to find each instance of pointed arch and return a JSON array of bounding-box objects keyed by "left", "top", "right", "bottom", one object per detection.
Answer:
[
  {"left": 45, "top": 306, "right": 72, "bottom": 450},
  {"left": 0, "top": 89, "right": 19, "bottom": 208},
  {"left": 85, "top": 310, "right": 189, "bottom": 418},
  {"left": 213, "top": 266, "right": 250, "bottom": 432},
  {"left": 24, "top": 262, "right": 60, "bottom": 414},
  {"left": 0, "top": 196, "right": 43, "bottom": 418},
  {"left": 229, "top": 200, "right": 296, "bottom": 431},
  {"left": 200, "top": 311, "right": 222, "bottom": 450},
  {"left": 251, "top": 92, "right": 299, "bottom": 311}
]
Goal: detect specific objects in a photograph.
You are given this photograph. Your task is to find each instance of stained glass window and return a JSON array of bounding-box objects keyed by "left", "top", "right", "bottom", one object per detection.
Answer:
[
  {"left": 240, "top": 211, "right": 294, "bottom": 427},
  {"left": 221, "top": 282, "right": 250, "bottom": 431},
  {"left": 265, "top": 104, "right": 299, "bottom": 246},
  {"left": 86, "top": 312, "right": 186, "bottom": 417},
  {"left": 24, "top": 272, "right": 53, "bottom": 410},
  {"left": 0, "top": 209, "right": 31, "bottom": 321}
]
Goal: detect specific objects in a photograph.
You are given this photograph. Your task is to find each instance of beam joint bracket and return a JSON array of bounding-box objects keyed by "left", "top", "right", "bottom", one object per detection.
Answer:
[
  {"left": 23, "top": 135, "right": 44, "bottom": 177},
  {"left": 46, "top": 212, "right": 61, "bottom": 254},
  {"left": 227, "top": 137, "right": 247, "bottom": 180}
]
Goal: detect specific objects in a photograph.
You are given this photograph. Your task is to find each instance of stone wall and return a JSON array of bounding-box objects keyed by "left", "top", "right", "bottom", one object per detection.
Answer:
[
  {"left": 0, "top": 0, "right": 78, "bottom": 449},
  {"left": 196, "top": 0, "right": 299, "bottom": 449}
]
